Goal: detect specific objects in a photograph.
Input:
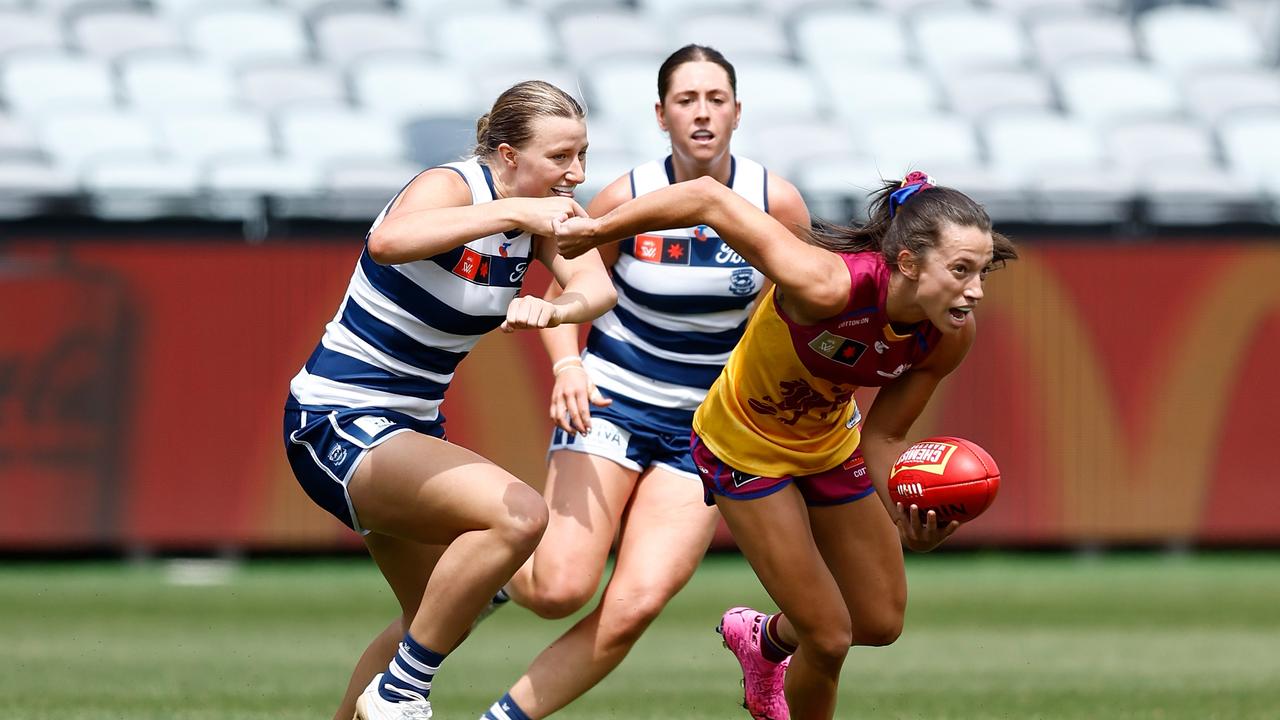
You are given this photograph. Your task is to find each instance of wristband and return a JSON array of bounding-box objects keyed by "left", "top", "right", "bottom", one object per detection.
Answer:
[{"left": 551, "top": 356, "right": 583, "bottom": 375}]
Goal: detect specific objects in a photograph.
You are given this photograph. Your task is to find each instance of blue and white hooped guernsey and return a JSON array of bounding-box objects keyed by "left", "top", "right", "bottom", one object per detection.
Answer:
[
  {"left": 584, "top": 154, "right": 769, "bottom": 410},
  {"left": 288, "top": 157, "right": 534, "bottom": 426}
]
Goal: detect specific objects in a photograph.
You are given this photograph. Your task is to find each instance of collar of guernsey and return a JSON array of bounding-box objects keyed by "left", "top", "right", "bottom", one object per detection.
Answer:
[{"left": 693, "top": 252, "right": 935, "bottom": 477}]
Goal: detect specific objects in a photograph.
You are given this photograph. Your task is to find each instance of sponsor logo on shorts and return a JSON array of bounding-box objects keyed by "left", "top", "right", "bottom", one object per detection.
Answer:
[
  {"left": 731, "top": 470, "right": 760, "bottom": 488},
  {"left": 353, "top": 415, "right": 394, "bottom": 437},
  {"left": 572, "top": 418, "right": 630, "bottom": 453},
  {"left": 327, "top": 443, "right": 347, "bottom": 465}
]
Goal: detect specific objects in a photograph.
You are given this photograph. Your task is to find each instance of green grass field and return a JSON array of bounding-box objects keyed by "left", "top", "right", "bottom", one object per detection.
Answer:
[{"left": 3, "top": 552, "right": 1279, "bottom": 720}]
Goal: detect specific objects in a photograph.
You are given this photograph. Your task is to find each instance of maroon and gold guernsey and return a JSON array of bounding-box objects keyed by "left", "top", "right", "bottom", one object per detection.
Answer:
[{"left": 693, "top": 251, "right": 943, "bottom": 477}]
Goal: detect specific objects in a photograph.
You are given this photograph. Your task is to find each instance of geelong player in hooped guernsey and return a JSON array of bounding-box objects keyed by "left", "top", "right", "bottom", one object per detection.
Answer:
[
  {"left": 554, "top": 169, "right": 1016, "bottom": 720},
  {"left": 479, "top": 47, "right": 813, "bottom": 720},
  {"left": 282, "top": 81, "right": 615, "bottom": 720}
]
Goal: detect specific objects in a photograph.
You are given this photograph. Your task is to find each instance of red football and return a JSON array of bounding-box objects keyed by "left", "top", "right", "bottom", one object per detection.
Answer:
[{"left": 888, "top": 436, "right": 1000, "bottom": 525}]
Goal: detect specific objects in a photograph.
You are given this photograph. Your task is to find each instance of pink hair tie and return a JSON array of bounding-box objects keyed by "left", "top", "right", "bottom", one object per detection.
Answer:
[{"left": 889, "top": 171, "right": 937, "bottom": 218}]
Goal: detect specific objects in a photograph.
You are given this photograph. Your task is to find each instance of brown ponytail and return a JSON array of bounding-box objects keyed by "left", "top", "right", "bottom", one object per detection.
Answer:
[{"left": 806, "top": 177, "right": 1017, "bottom": 269}]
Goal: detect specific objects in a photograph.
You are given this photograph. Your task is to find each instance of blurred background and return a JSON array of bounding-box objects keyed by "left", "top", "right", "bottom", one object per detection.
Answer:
[{"left": 2, "top": 0, "right": 1280, "bottom": 555}]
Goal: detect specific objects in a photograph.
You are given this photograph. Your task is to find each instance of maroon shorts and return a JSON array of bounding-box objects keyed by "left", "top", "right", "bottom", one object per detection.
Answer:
[{"left": 690, "top": 431, "right": 876, "bottom": 507}]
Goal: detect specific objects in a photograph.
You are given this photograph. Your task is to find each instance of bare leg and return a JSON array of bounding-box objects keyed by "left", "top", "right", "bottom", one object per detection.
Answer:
[
  {"left": 331, "top": 535, "right": 448, "bottom": 720},
  {"left": 336, "top": 432, "right": 547, "bottom": 708},
  {"left": 332, "top": 618, "right": 401, "bottom": 720},
  {"left": 716, "top": 488, "right": 851, "bottom": 720},
  {"left": 756, "top": 496, "right": 907, "bottom": 652},
  {"left": 506, "top": 467, "right": 718, "bottom": 717},
  {"left": 505, "top": 451, "right": 637, "bottom": 619}
]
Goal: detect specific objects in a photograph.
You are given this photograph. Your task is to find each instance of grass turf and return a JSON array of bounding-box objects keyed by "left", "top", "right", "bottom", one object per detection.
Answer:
[{"left": 1, "top": 552, "right": 1278, "bottom": 719}]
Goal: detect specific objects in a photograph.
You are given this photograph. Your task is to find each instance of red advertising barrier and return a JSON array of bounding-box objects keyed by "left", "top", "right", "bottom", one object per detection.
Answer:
[{"left": 1, "top": 239, "right": 1277, "bottom": 549}]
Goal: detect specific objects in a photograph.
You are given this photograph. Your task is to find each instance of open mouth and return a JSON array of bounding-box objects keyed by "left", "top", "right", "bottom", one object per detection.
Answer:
[
  {"left": 691, "top": 130, "right": 715, "bottom": 143},
  {"left": 550, "top": 185, "right": 575, "bottom": 198},
  {"left": 948, "top": 306, "right": 973, "bottom": 323}
]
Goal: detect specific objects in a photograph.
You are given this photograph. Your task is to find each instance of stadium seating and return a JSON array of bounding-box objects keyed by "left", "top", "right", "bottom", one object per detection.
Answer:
[{"left": 0, "top": 0, "right": 1275, "bottom": 226}]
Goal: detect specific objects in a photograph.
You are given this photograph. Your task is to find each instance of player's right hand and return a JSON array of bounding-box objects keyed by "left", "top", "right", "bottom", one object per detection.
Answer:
[
  {"left": 515, "top": 197, "right": 587, "bottom": 236},
  {"left": 550, "top": 362, "right": 611, "bottom": 435},
  {"left": 552, "top": 215, "right": 600, "bottom": 259}
]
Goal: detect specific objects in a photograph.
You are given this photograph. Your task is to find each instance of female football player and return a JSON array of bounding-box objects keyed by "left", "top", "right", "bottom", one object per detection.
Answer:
[
  {"left": 478, "top": 45, "right": 812, "bottom": 720},
  {"left": 552, "top": 170, "right": 1016, "bottom": 720},
  {"left": 282, "top": 80, "right": 615, "bottom": 720}
]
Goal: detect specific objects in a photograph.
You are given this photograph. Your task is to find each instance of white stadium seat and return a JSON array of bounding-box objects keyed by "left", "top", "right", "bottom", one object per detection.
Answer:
[
  {"left": 1, "top": 53, "right": 115, "bottom": 115},
  {"left": 1028, "top": 13, "right": 1139, "bottom": 69},
  {"left": 39, "top": 109, "right": 159, "bottom": 167},
  {"left": 350, "top": 56, "right": 479, "bottom": 121},
  {"left": 984, "top": 111, "right": 1106, "bottom": 175},
  {"left": 557, "top": 10, "right": 669, "bottom": 67},
  {"left": 311, "top": 9, "right": 433, "bottom": 67},
  {"left": 0, "top": 112, "right": 42, "bottom": 161},
  {"left": 0, "top": 9, "right": 66, "bottom": 56},
  {"left": 732, "top": 120, "right": 858, "bottom": 178},
  {"left": 733, "top": 59, "right": 823, "bottom": 122},
  {"left": 1056, "top": 60, "right": 1183, "bottom": 125},
  {"left": 237, "top": 62, "right": 348, "bottom": 113},
  {"left": 120, "top": 55, "right": 237, "bottom": 111},
  {"left": 673, "top": 12, "right": 792, "bottom": 61},
  {"left": 435, "top": 10, "right": 557, "bottom": 69},
  {"left": 857, "top": 113, "right": 981, "bottom": 173},
  {"left": 941, "top": 68, "right": 1056, "bottom": 119},
  {"left": 912, "top": 8, "right": 1032, "bottom": 70},
  {"left": 82, "top": 156, "right": 204, "bottom": 220},
  {"left": 184, "top": 6, "right": 311, "bottom": 67},
  {"left": 792, "top": 7, "right": 911, "bottom": 68},
  {"left": 156, "top": 109, "right": 275, "bottom": 163},
  {"left": 1104, "top": 119, "right": 1218, "bottom": 173},
  {"left": 1218, "top": 111, "right": 1280, "bottom": 179},
  {"left": 818, "top": 65, "right": 943, "bottom": 122},
  {"left": 71, "top": 10, "right": 185, "bottom": 61},
  {"left": 276, "top": 107, "right": 407, "bottom": 164},
  {"left": 1181, "top": 69, "right": 1280, "bottom": 125},
  {"left": 1137, "top": 5, "right": 1266, "bottom": 74}
]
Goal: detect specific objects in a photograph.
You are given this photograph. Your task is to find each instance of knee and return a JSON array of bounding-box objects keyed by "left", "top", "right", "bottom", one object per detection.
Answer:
[
  {"left": 597, "top": 591, "right": 668, "bottom": 648},
  {"left": 524, "top": 577, "right": 595, "bottom": 619},
  {"left": 851, "top": 592, "right": 907, "bottom": 647},
  {"left": 796, "top": 621, "right": 853, "bottom": 671},
  {"left": 852, "top": 613, "right": 904, "bottom": 647},
  {"left": 493, "top": 483, "right": 549, "bottom": 554}
]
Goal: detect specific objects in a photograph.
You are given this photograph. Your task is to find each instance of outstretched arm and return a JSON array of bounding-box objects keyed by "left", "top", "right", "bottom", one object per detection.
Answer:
[
  {"left": 555, "top": 176, "right": 849, "bottom": 322},
  {"left": 367, "top": 167, "right": 586, "bottom": 265}
]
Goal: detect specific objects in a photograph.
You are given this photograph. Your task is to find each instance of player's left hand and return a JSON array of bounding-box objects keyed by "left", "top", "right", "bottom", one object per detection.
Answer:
[
  {"left": 894, "top": 502, "right": 960, "bottom": 552},
  {"left": 552, "top": 215, "right": 600, "bottom": 259},
  {"left": 500, "top": 295, "right": 563, "bottom": 333}
]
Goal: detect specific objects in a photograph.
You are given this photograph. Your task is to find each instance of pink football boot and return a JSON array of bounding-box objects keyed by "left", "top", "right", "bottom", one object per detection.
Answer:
[{"left": 717, "top": 606, "right": 790, "bottom": 720}]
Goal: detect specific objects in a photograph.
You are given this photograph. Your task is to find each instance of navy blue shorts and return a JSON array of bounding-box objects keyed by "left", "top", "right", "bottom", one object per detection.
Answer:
[
  {"left": 282, "top": 404, "right": 444, "bottom": 534},
  {"left": 547, "top": 387, "right": 699, "bottom": 478}
]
